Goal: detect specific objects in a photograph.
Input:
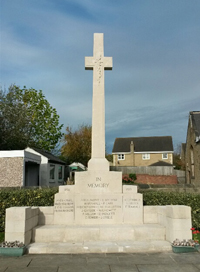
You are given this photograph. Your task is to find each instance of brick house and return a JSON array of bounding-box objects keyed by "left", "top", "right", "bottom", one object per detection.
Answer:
[
  {"left": 112, "top": 136, "right": 173, "bottom": 167},
  {"left": 185, "top": 111, "right": 200, "bottom": 185}
]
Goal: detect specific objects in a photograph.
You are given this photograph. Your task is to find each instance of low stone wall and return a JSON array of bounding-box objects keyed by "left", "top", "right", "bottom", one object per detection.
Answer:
[
  {"left": 5, "top": 204, "right": 192, "bottom": 246},
  {"left": 5, "top": 207, "right": 39, "bottom": 245},
  {"left": 144, "top": 205, "right": 192, "bottom": 242}
]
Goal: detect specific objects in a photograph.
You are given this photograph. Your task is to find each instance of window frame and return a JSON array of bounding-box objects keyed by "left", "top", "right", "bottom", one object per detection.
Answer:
[
  {"left": 58, "top": 165, "right": 63, "bottom": 180},
  {"left": 118, "top": 154, "right": 125, "bottom": 160},
  {"left": 50, "top": 164, "right": 55, "bottom": 180},
  {"left": 142, "top": 153, "right": 150, "bottom": 160},
  {"left": 162, "top": 153, "right": 168, "bottom": 159}
]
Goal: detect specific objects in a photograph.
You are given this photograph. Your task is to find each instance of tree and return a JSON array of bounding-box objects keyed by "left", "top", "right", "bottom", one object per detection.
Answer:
[
  {"left": 61, "top": 125, "right": 91, "bottom": 166},
  {"left": 173, "top": 143, "right": 185, "bottom": 170},
  {"left": 0, "top": 85, "right": 63, "bottom": 151},
  {"left": 106, "top": 153, "right": 113, "bottom": 163}
]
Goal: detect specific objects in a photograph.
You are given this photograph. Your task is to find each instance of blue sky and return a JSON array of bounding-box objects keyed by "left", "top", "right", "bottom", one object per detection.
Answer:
[{"left": 0, "top": 0, "right": 200, "bottom": 153}]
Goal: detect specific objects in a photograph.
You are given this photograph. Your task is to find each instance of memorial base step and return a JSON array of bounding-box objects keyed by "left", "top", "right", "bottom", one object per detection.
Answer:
[
  {"left": 32, "top": 224, "right": 166, "bottom": 243},
  {"left": 27, "top": 240, "right": 171, "bottom": 254}
]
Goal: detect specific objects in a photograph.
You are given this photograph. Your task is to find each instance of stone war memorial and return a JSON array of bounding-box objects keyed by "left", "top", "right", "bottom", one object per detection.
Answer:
[{"left": 5, "top": 33, "right": 192, "bottom": 253}]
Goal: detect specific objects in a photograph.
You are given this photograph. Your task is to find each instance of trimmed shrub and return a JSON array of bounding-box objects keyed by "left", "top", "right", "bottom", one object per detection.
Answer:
[{"left": 0, "top": 187, "right": 58, "bottom": 232}]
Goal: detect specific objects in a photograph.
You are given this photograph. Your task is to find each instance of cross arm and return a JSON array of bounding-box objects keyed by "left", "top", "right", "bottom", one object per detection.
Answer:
[
  {"left": 104, "top": 57, "right": 112, "bottom": 70},
  {"left": 85, "top": 57, "right": 94, "bottom": 70}
]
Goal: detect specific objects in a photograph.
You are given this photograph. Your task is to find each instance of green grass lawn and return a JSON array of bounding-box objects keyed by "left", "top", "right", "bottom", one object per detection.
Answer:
[{"left": 0, "top": 232, "right": 4, "bottom": 243}]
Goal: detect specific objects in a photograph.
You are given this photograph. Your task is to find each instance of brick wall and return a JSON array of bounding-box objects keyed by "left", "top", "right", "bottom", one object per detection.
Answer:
[
  {"left": 135, "top": 174, "right": 178, "bottom": 185},
  {"left": 0, "top": 157, "right": 24, "bottom": 187}
]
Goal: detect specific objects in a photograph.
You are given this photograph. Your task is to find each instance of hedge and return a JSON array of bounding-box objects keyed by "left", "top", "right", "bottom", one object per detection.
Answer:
[
  {"left": 0, "top": 188, "right": 199, "bottom": 233},
  {"left": 0, "top": 187, "right": 58, "bottom": 232}
]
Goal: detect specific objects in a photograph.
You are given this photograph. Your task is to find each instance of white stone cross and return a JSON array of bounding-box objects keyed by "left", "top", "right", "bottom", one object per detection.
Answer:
[{"left": 85, "top": 33, "right": 112, "bottom": 169}]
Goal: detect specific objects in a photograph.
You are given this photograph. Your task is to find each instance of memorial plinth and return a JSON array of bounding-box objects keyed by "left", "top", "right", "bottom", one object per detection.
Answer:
[{"left": 54, "top": 185, "right": 143, "bottom": 226}]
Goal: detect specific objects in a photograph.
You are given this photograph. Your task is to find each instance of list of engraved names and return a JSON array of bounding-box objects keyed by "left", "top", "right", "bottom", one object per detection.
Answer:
[
  {"left": 54, "top": 198, "right": 74, "bottom": 213},
  {"left": 76, "top": 197, "right": 122, "bottom": 220}
]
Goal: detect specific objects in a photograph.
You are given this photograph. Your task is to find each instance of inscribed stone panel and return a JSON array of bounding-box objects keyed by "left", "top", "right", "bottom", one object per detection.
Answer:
[
  {"left": 75, "top": 194, "right": 123, "bottom": 224},
  {"left": 123, "top": 193, "right": 143, "bottom": 224},
  {"left": 54, "top": 193, "right": 74, "bottom": 224}
]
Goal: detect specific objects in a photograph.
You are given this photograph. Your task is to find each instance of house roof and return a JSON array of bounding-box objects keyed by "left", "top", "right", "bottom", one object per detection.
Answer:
[
  {"left": 191, "top": 111, "right": 200, "bottom": 142},
  {"left": 150, "top": 161, "right": 173, "bottom": 167},
  {"left": 30, "top": 148, "right": 66, "bottom": 165},
  {"left": 112, "top": 136, "right": 173, "bottom": 153}
]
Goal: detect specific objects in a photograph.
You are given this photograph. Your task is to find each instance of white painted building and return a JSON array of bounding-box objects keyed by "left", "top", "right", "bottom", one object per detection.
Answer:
[{"left": 0, "top": 148, "right": 66, "bottom": 187}]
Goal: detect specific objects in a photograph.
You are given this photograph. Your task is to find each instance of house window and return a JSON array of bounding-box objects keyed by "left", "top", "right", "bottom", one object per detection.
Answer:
[
  {"left": 58, "top": 166, "right": 63, "bottom": 179},
  {"left": 118, "top": 154, "right": 125, "bottom": 160},
  {"left": 142, "top": 153, "right": 150, "bottom": 160},
  {"left": 50, "top": 164, "right": 55, "bottom": 179},
  {"left": 162, "top": 153, "right": 168, "bottom": 159},
  {"left": 190, "top": 147, "right": 195, "bottom": 178}
]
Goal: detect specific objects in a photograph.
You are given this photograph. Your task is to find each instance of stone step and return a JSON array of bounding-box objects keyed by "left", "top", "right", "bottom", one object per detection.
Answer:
[
  {"left": 32, "top": 224, "right": 166, "bottom": 243},
  {"left": 27, "top": 240, "right": 171, "bottom": 254}
]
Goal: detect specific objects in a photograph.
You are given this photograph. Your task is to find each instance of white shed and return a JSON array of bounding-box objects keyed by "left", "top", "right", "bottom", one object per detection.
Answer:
[{"left": 0, "top": 150, "right": 41, "bottom": 187}]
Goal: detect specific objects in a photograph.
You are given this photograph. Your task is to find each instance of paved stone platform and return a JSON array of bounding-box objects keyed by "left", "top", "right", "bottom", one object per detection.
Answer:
[
  {"left": 32, "top": 224, "right": 166, "bottom": 243},
  {"left": 28, "top": 240, "right": 171, "bottom": 254},
  {"left": 0, "top": 252, "right": 200, "bottom": 272}
]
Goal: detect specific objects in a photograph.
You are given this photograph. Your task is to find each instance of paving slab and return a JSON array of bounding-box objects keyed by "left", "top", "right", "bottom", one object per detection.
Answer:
[
  {"left": 6, "top": 267, "right": 58, "bottom": 272},
  {"left": 58, "top": 263, "right": 110, "bottom": 272},
  {"left": 0, "top": 256, "right": 32, "bottom": 267},
  {"left": 110, "top": 264, "right": 139, "bottom": 272},
  {"left": 86, "top": 255, "right": 119, "bottom": 264},
  {"left": 0, "top": 252, "right": 200, "bottom": 272},
  {"left": 194, "top": 264, "right": 200, "bottom": 269},
  {"left": 28, "top": 254, "right": 86, "bottom": 266},
  {"left": 170, "top": 252, "right": 200, "bottom": 264},
  {"left": 118, "top": 253, "right": 174, "bottom": 265},
  {"left": 137, "top": 264, "right": 200, "bottom": 272},
  {"left": 0, "top": 267, "right": 8, "bottom": 272}
]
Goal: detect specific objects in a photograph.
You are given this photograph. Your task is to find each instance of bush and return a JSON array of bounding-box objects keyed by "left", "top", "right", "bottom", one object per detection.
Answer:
[
  {"left": 0, "top": 187, "right": 58, "bottom": 232},
  {"left": 122, "top": 173, "right": 137, "bottom": 184}
]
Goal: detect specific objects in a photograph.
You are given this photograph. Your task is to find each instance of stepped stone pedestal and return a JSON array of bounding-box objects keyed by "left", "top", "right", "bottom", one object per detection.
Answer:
[{"left": 5, "top": 203, "right": 192, "bottom": 253}]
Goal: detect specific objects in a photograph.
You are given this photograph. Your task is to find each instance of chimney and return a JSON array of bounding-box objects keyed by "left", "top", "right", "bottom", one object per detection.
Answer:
[{"left": 130, "top": 141, "right": 134, "bottom": 153}]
